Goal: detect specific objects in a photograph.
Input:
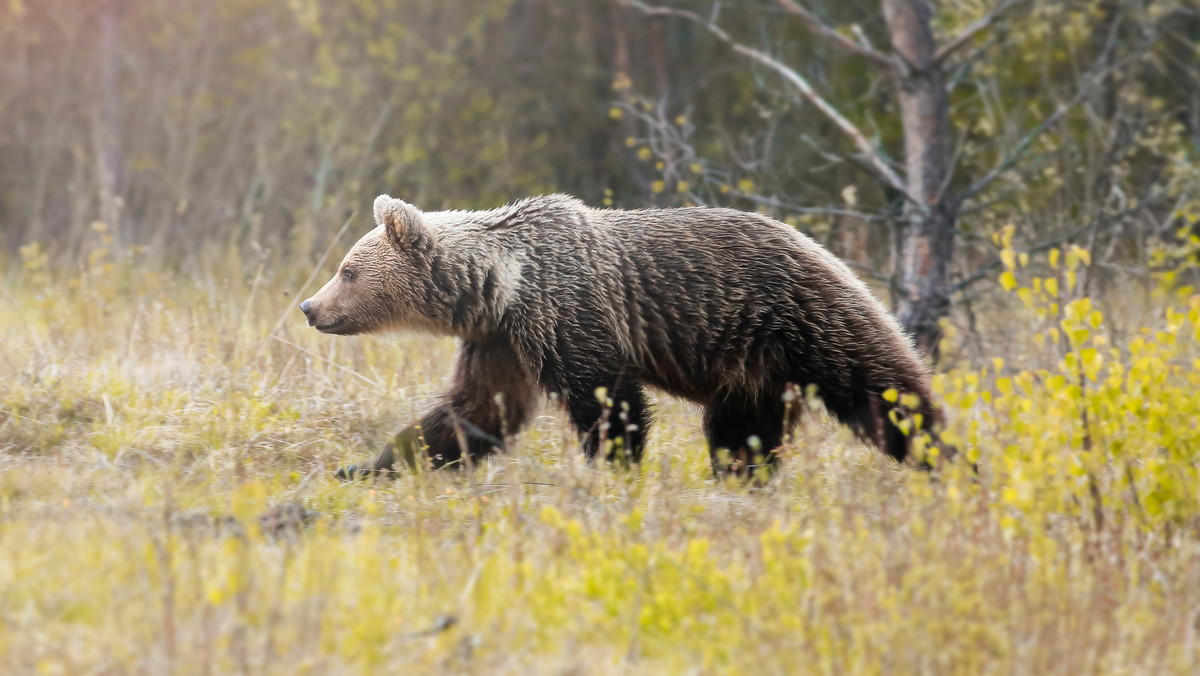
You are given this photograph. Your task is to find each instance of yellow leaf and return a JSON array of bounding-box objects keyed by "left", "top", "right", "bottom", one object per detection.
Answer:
[
  {"left": 676, "top": 181, "right": 690, "bottom": 193},
  {"left": 651, "top": 180, "right": 665, "bottom": 194},
  {"left": 1048, "top": 248, "right": 1060, "bottom": 269},
  {"left": 1045, "top": 277, "right": 1059, "bottom": 297},
  {"left": 882, "top": 388, "right": 899, "bottom": 403},
  {"left": 609, "top": 107, "right": 623, "bottom": 120},
  {"left": 1001, "top": 249, "right": 1016, "bottom": 269},
  {"left": 1000, "top": 271, "right": 1017, "bottom": 292}
]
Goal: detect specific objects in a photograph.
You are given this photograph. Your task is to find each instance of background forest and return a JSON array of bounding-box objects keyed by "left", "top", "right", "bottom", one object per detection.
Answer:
[{"left": 4, "top": 1, "right": 1200, "bottom": 674}]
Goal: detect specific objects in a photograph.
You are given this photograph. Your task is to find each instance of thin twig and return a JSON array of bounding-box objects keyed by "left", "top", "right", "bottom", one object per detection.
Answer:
[
  {"left": 775, "top": 0, "right": 901, "bottom": 72},
  {"left": 270, "top": 335, "right": 381, "bottom": 388},
  {"left": 622, "top": 0, "right": 917, "bottom": 205},
  {"left": 934, "top": 0, "right": 1026, "bottom": 66},
  {"left": 263, "top": 210, "right": 359, "bottom": 345},
  {"left": 957, "top": 39, "right": 1158, "bottom": 204},
  {"left": 397, "top": 615, "right": 457, "bottom": 641},
  {"left": 952, "top": 196, "right": 1162, "bottom": 292},
  {"left": 953, "top": 222, "right": 1092, "bottom": 292}
]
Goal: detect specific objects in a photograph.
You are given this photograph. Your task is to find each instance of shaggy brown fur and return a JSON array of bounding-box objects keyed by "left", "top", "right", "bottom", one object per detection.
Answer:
[{"left": 301, "top": 194, "right": 940, "bottom": 477}]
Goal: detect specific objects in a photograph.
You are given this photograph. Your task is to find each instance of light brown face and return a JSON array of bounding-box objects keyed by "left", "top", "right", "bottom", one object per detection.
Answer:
[{"left": 300, "top": 196, "right": 432, "bottom": 336}]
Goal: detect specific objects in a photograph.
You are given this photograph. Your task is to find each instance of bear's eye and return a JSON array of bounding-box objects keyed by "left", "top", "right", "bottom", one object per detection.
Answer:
[{"left": 342, "top": 268, "right": 354, "bottom": 282}]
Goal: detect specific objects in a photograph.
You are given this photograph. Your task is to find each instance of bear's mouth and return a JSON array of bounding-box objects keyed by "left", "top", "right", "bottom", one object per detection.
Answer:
[{"left": 314, "top": 316, "right": 348, "bottom": 333}]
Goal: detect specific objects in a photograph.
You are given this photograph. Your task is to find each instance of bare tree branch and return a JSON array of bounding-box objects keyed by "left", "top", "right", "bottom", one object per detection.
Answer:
[
  {"left": 944, "top": 35, "right": 1000, "bottom": 92},
  {"left": 953, "top": 222, "right": 1092, "bottom": 293},
  {"left": 775, "top": 0, "right": 902, "bottom": 72},
  {"left": 933, "top": 0, "right": 1026, "bottom": 66},
  {"left": 953, "top": 196, "right": 1165, "bottom": 293},
  {"left": 621, "top": 0, "right": 917, "bottom": 204},
  {"left": 728, "top": 188, "right": 885, "bottom": 221},
  {"left": 618, "top": 96, "right": 880, "bottom": 220},
  {"left": 957, "top": 39, "right": 1157, "bottom": 205}
]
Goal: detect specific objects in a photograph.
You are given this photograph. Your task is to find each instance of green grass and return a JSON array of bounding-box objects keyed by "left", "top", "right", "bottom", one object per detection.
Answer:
[{"left": 3, "top": 248, "right": 1200, "bottom": 674}]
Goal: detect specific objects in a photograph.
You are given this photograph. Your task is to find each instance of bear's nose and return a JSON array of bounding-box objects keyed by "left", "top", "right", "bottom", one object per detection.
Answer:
[{"left": 300, "top": 299, "right": 314, "bottom": 324}]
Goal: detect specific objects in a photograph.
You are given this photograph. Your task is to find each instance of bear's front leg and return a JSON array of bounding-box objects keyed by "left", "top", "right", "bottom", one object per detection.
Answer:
[
  {"left": 334, "top": 425, "right": 421, "bottom": 480},
  {"left": 336, "top": 338, "right": 537, "bottom": 479}
]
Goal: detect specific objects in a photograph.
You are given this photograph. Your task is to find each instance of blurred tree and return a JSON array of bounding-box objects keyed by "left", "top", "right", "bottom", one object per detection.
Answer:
[
  {"left": 97, "top": 0, "right": 125, "bottom": 248},
  {"left": 0, "top": 0, "right": 640, "bottom": 258},
  {"left": 619, "top": 0, "right": 1196, "bottom": 357},
  {"left": 0, "top": 0, "right": 1197, "bottom": 350}
]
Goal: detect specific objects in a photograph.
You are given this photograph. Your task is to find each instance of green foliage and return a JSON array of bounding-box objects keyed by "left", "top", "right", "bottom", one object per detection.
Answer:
[
  {"left": 4, "top": 1, "right": 1200, "bottom": 672},
  {"left": 4, "top": 244, "right": 1200, "bottom": 674},
  {"left": 614, "top": 0, "right": 1199, "bottom": 317},
  {"left": 0, "top": 0, "right": 633, "bottom": 255}
]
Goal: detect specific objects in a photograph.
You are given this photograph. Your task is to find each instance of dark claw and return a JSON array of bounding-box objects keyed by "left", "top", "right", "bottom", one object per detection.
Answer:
[
  {"left": 336, "top": 439, "right": 402, "bottom": 481},
  {"left": 334, "top": 463, "right": 397, "bottom": 481},
  {"left": 335, "top": 464, "right": 368, "bottom": 481}
]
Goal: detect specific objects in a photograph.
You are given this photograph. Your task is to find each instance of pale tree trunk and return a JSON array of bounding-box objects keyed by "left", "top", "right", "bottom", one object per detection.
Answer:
[
  {"left": 882, "top": 0, "right": 956, "bottom": 356},
  {"left": 97, "top": 0, "right": 124, "bottom": 246}
]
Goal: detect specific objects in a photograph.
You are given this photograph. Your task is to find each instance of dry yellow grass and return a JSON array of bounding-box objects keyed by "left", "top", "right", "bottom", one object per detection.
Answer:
[{"left": 3, "top": 244, "right": 1200, "bottom": 674}]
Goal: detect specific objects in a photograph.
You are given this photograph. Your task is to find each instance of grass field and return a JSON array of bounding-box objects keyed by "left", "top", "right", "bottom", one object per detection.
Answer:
[{"left": 3, "top": 243, "right": 1200, "bottom": 675}]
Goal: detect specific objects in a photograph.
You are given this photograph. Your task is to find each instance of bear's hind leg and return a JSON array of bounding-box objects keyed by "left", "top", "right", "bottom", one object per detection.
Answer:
[
  {"left": 704, "top": 396, "right": 786, "bottom": 480},
  {"left": 565, "top": 381, "right": 651, "bottom": 465}
]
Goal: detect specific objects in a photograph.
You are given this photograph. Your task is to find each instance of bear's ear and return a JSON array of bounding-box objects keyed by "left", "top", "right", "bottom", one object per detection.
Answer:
[{"left": 373, "top": 195, "right": 425, "bottom": 246}]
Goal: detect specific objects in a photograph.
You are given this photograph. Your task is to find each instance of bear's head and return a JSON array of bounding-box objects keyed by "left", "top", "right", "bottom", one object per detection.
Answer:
[{"left": 300, "top": 195, "right": 436, "bottom": 336}]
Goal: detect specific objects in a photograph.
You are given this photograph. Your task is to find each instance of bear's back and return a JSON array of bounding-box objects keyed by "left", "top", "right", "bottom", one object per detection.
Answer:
[{"left": 480, "top": 199, "right": 912, "bottom": 403}]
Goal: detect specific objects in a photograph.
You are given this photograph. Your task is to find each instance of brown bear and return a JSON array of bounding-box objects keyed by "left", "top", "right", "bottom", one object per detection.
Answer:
[{"left": 301, "top": 194, "right": 940, "bottom": 478}]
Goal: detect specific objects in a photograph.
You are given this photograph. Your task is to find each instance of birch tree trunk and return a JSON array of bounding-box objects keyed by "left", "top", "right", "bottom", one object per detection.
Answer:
[
  {"left": 882, "top": 0, "right": 956, "bottom": 356},
  {"left": 97, "top": 0, "right": 124, "bottom": 246}
]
